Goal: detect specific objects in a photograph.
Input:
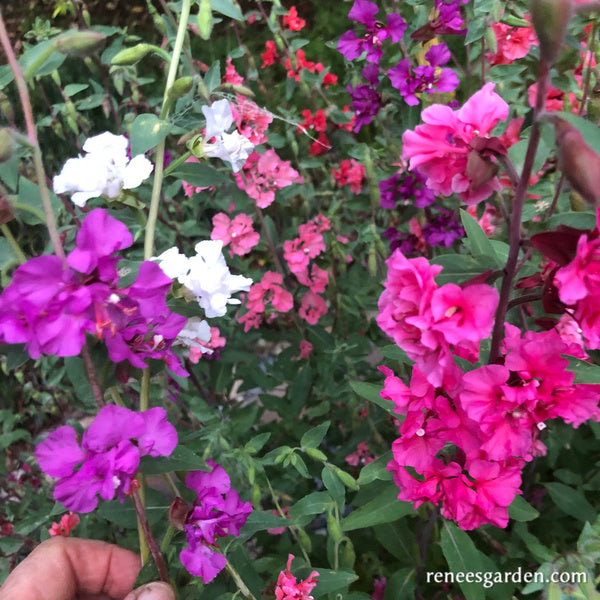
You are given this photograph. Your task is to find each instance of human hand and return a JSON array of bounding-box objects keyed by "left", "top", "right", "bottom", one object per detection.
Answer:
[{"left": 0, "top": 537, "right": 175, "bottom": 600}]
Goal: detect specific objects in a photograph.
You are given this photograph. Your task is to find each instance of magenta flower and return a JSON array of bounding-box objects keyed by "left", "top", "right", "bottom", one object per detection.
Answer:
[
  {"left": 35, "top": 406, "right": 177, "bottom": 513},
  {"left": 338, "top": 0, "right": 406, "bottom": 64},
  {"left": 180, "top": 461, "right": 252, "bottom": 583},
  {"left": 275, "top": 554, "right": 319, "bottom": 600},
  {"left": 402, "top": 83, "right": 509, "bottom": 205}
]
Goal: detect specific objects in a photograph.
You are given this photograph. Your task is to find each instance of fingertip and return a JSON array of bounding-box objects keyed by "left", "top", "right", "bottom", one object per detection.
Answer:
[{"left": 123, "top": 581, "right": 176, "bottom": 600}]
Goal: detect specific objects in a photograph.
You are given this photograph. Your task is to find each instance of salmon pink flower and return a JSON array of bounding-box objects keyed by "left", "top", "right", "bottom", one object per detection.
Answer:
[
  {"left": 49, "top": 512, "right": 80, "bottom": 537},
  {"left": 275, "top": 555, "right": 319, "bottom": 600},
  {"left": 486, "top": 19, "right": 538, "bottom": 65}
]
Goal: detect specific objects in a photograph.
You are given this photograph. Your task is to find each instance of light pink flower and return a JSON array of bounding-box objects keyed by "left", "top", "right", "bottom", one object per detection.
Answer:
[
  {"left": 231, "top": 95, "right": 273, "bottom": 145},
  {"left": 299, "top": 291, "right": 327, "bottom": 325},
  {"left": 211, "top": 212, "right": 260, "bottom": 257},
  {"left": 402, "top": 82, "right": 509, "bottom": 205}
]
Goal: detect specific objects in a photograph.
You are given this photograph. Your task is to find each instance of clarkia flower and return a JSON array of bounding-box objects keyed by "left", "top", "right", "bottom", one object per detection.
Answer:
[
  {"left": 275, "top": 554, "right": 319, "bottom": 600},
  {"left": 53, "top": 132, "right": 153, "bottom": 207},
  {"left": 180, "top": 461, "right": 252, "bottom": 583},
  {"left": 338, "top": 0, "right": 406, "bottom": 64},
  {"left": 35, "top": 405, "right": 177, "bottom": 513}
]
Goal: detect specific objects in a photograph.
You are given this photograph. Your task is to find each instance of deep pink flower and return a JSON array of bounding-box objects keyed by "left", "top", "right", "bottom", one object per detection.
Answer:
[
  {"left": 49, "top": 512, "right": 80, "bottom": 537},
  {"left": 211, "top": 212, "right": 260, "bottom": 257},
  {"left": 35, "top": 406, "right": 177, "bottom": 513},
  {"left": 180, "top": 461, "right": 252, "bottom": 583},
  {"left": 222, "top": 58, "right": 244, "bottom": 85},
  {"left": 402, "top": 83, "right": 509, "bottom": 205},
  {"left": 231, "top": 95, "right": 273, "bottom": 145},
  {"left": 332, "top": 159, "right": 365, "bottom": 194},
  {"left": 296, "top": 264, "right": 329, "bottom": 294},
  {"left": 275, "top": 555, "right": 319, "bottom": 600},
  {"left": 486, "top": 20, "right": 537, "bottom": 65},
  {"left": 299, "top": 340, "right": 313, "bottom": 358}
]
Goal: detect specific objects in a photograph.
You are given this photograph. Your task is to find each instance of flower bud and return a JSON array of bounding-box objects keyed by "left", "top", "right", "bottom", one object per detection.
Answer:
[
  {"left": 197, "top": 0, "right": 213, "bottom": 41},
  {"left": 168, "top": 76, "right": 194, "bottom": 101},
  {"left": 169, "top": 497, "right": 191, "bottom": 531},
  {"left": 53, "top": 30, "right": 107, "bottom": 57},
  {"left": 530, "top": 0, "right": 572, "bottom": 65},
  {"left": 546, "top": 115, "right": 600, "bottom": 204},
  {"left": 0, "top": 91, "right": 14, "bottom": 123},
  {"left": 111, "top": 43, "right": 152, "bottom": 66},
  {"left": 0, "top": 193, "right": 14, "bottom": 225},
  {"left": 0, "top": 128, "right": 15, "bottom": 163}
]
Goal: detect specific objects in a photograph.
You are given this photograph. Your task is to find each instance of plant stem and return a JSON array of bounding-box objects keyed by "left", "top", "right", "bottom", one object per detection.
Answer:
[
  {"left": 81, "top": 343, "right": 105, "bottom": 408},
  {"left": 0, "top": 10, "right": 65, "bottom": 261},
  {"left": 1, "top": 224, "right": 26, "bottom": 264},
  {"left": 132, "top": 490, "right": 170, "bottom": 582},
  {"left": 144, "top": 0, "right": 193, "bottom": 260},
  {"left": 488, "top": 61, "right": 549, "bottom": 363},
  {"left": 225, "top": 559, "right": 257, "bottom": 600}
]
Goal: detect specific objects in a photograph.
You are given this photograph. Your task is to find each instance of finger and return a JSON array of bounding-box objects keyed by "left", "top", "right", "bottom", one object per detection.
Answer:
[
  {"left": 123, "top": 582, "right": 175, "bottom": 600},
  {"left": 0, "top": 537, "right": 141, "bottom": 600}
]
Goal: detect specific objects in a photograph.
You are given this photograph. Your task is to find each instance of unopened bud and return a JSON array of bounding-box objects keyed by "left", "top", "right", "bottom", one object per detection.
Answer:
[
  {"left": 466, "top": 150, "right": 498, "bottom": 191},
  {"left": 168, "top": 76, "right": 194, "bottom": 101},
  {"left": 0, "top": 91, "right": 14, "bottom": 122},
  {"left": 197, "top": 0, "right": 213, "bottom": 41},
  {"left": 53, "top": 30, "right": 107, "bottom": 57},
  {"left": 531, "top": 0, "right": 572, "bottom": 65},
  {"left": 0, "top": 129, "right": 15, "bottom": 163},
  {"left": 545, "top": 115, "right": 600, "bottom": 205},
  {"left": 0, "top": 193, "right": 14, "bottom": 225},
  {"left": 111, "top": 43, "right": 152, "bottom": 66}
]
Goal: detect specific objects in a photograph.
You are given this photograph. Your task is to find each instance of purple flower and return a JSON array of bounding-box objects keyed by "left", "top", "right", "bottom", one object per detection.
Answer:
[
  {"left": 0, "top": 209, "right": 188, "bottom": 375},
  {"left": 338, "top": 0, "right": 406, "bottom": 64},
  {"left": 35, "top": 406, "right": 177, "bottom": 512},
  {"left": 379, "top": 171, "right": 436, "bottom": 209},
  {"left": 180, "top": 461, "right": 252, "bottom": 583},
  {"left": 387, "top": 43, "right": 459, "bottom": 105},
  {"left": 347, "top": 84, "right": 381, "bottom": 132},
  {"left": 412, "top": 0, "right": 468, "bottom": 42},
  {"left": 382, "top": 227, "right": 421, "bottom": 257},
  {"left": 422, "top": 208, "right": 465, "bottom": 247}
]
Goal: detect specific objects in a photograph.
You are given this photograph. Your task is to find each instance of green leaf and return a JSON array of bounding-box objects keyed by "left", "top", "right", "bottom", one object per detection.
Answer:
[
  {"left": 349, "top": 381, "right": 393, "bottom": 412},
  {"left": 129, "top": 113, "right": 172, "bottom": 156},
  {"left": 380, "top": 345, "right": 412, "bottom": 363},
  {"left": 204, "top": 59, "right": 221, "bottom": 92},
  {"left": 312, "top": 569, "right": 359, "bottom": 598},
  {"left": 357, "top": 451, "right": 393, "bottom": 485},
  {"left": 440, "top": 521, "right": 485, "bottom": 600},
  {"left": 460, "top": 209, "right": 499, "bottom": 264},
  {"left": 565, "top": 356, "right": 600, "bottom": 384},
  {"left": 289, "top": 365, "right": 312, "bottom": 413},
  {"left": 384, "top": 567, "right": 416, "bottom": 600},
  {"left": 544, "top": 482, "right": 597, "bottom": 522},
  {"left": 239, "top": 510, "right": 290, "bottom": 539},
  {"left": 0, "top": 238, "right": 17, "bottom": 275},
  {"left": 17, "top": 177, "right": 61, "bottom": 225},
  {"left": 508, "top": 495, "right": 540, "bottom": 522},
  {"left": 548, "top": 211, "right": 597, "bottom": 231},
  {"left": 97, "top": 488, "right": 168, "bottom": 528},
  {"left": 289, "top": 491, "right": 333, "bottom": 523},
  {"left": 341, "top": 485, "right": 412, "bottom": 531},
  {"left": 301, "top": 421, "right": 330, "bottom": 449},
  {"left": 431, "top": 254, "right": 498, "bottom": 285},
  {"left": 138, "top": 445, "right": 208, "bottom": 475},
  {"left": 322, "top": 465, "right": 345, "bottom": 506},
  {"left": 168, "top": 161, "right": 227, "bottom": 187},
  {"left": 554, "top": 111, "right": 600, "bottom": 154},
  {"left": 244, "top": 432, "right": 271, "bottom": 454},
  {"left": 64, "top": 357, "right": 96, "bottom": 407},
  {"left": 210, "top": 0, "right": 243, "bottom": 21}
]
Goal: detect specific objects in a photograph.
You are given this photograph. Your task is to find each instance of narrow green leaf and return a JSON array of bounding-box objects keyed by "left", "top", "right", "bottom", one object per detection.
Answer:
[
  {"left": 508, "top": 495, "right": 540, "bottom": 522},
  {"left": 460, "top": 209, "right": 498, "bottom": 263},
  {"left": 301, "top": 421, "right": 330, "bottom": 449},
  {"left": 239, "top": 510, "right": 290, "bottom": 539},
  {"left": 349, "top": 381, "right": 393, "bottom": 412},
  {"left": 210, "top": 0, "right": 243, "bottom": 21},
  {"left": 357, "top": 451, "right": 393, "bottom": 485},
  {"left": 341, "top": 486, "right": 412, "bottom": 531},
  {"left": 168, "top": 162, "right": 227, "bottom": 187},
  {"left": 544, "top": 482, "right": 597, "bottom": 522},
  {"left": 312, "top": 569, "right": 358, "bottom": 598},
  {"left": 139, "top": 445, "right": 208, "bottom": 475},
  {"left": 565, "top": 356, "right": 600, "bottom": 384},
  {"left": 289, "top": 491, "right": 333, "bottom": 522},
  {"left": 440, "top": 521, "right": 485, "bottom": 600}
]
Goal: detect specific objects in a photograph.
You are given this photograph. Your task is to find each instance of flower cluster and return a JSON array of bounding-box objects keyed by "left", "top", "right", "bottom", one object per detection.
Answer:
[
  {"left": 180, "top": 461, "right": 252, "bottom": 583},
  {"left": 53, "top": 132, "right": 153, "bottom": 207},
  {"left": 377, "top": 250, "right": 499, "bottom": 388},
  {"left": 35, "top": 405, "right": 177, "bottom": 512},
  {"left": 275, "top": 555, "right": 319, "bottom": 600},
  {"left": 154, "top": 240, "right": 252, "bottom": 318},
  {"left": 402, "top": 83, "right": 510, "bottom": 205},
  {"left": 382, "top": 323, "right": 600, "bottom": 529},
  {"left": 0, "top": 209, "right": 187, "bottom": 374},
  {"left": 235, "top": 149, "right": 304, "bottom": 209}
]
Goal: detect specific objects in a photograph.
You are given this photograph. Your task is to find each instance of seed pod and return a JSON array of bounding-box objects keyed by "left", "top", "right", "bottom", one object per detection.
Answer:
[
  {"left": 169, "top": 497, "right": 191, "bottom": 531},
  {"left": 111, "top": 43, "right": 152, "bottom": 66},
  {"left": 168, "top": 76, "right": 194, "bottom": 101},
  {"left": 197, "top": 0, "right": 213, "bottom": 41},
  {"left": 545, "top": 115, "right": 600, "bottom": 204},
  {"left": 53, "top": 30, "right": 107, "bottom": 57},
  {"left": 530, "top": 0, "right": 572, "bottom": 65},
  {"left": 0, "top": 192, "right": 14, "bottom": 225}
]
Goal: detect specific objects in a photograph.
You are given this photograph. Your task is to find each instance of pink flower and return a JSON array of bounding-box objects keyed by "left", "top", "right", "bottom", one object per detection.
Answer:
[
  {"left": 211, "top": 212, "right": 260, "bottom": 257},
  {"left": 235, "top": 149, "right": 304, "bottom": 208},
  {"left": 275, "top": 555, "right": 319, "bottom": 600},
  {"left": 299, "top": 291, "right": 328, "bottom": 325},
  {"left": 401, "top": 83, "right": 509, "bottom": 205},
  {"left": 231, "top": 95, "right": 273, "bottom": 145},
  {"left": 49, "top": 512, "right": 80, "bottom": 537},
  {"left": 261, "top": 40, "right": 279, "bottom": 68},
  {"left": 222, "top": 58, "right": 244, "bottom": 85},
  {"left": 296, "top": 264, "right": 329, "bottom": 294},
  {"left": 283, "top": 222, "right": 326, "bottom": 275},
  {"left": 299, "top": 340, "right": 313, "bottom": 358},
  {"left": 345, "top": 441, "right": 377, "bottom": 466},
  {"left": 486, "top": 19, "right": 537, "bottom": 65},
  {"left": 332, "top": 159, "right": 365, "bottom": 194},
  {"left": 189, "top": 326, "right": 226, "bottom": 363},
  {"left": 283, "top": 6, "right": 306, "bottom": 31}
]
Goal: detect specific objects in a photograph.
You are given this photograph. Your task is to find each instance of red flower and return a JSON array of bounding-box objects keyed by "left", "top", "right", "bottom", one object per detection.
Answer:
[{"left": 283, "top": 6, "right": 306, "bottom": 31}]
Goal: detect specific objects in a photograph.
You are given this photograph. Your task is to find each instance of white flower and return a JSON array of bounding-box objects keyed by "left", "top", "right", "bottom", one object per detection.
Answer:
[
  {"left": 203, "top": 131, "right": 255, "bottom": 173},
  {"left": 153, "top": 247, "right": 190, "bottom": 280},
  {"left": 176, "top": 317, "right": 212, "bottom": 353},
  {"left": 202, "top": 99, "right": 234, "bottom": 141},
  {"left": 155, "top": 240, "right": 252, "bottom": 318},
  {"left": 53, "top": 132, "right": 153, "bottom": 207}
]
